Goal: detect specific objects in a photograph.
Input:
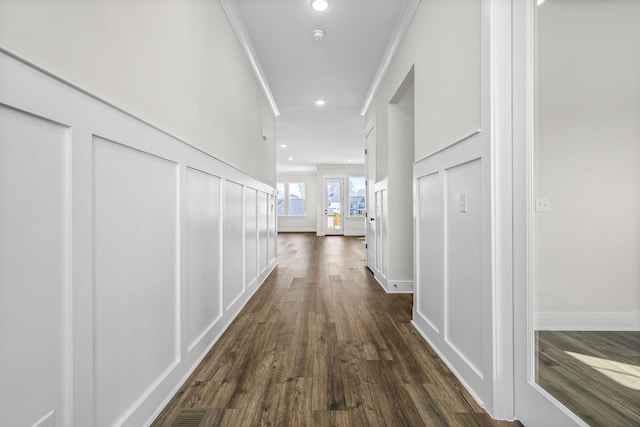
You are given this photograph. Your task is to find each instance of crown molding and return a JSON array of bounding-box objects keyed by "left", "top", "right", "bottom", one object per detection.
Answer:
[
  {"left": 220, "top": 0, "right": 281, "bottom": 117},
  {"left": 359, "top": 0, "right": 421, "bottom": 116}
]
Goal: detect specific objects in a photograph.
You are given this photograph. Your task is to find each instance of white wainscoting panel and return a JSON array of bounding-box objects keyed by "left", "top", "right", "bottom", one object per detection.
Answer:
[
  {"left": 244, "top": 187, "right": 258, "bottom": 288},
  {"left": 268, "top": 194, "right": 277, "bottom": 265},
  {"left": 259, "top": 192, "right": 269, "bottom": 272},
  {"left": 416, "top": 172, "right": 441, "bottom": 332},
  {"left": 92, "top": 136, "right": 180, "bottom": 427},
  {"left": 0, "top": 51, "right": 278, "bottom": 427},
  {"left": 223, "top": 180, "right": 245, "bottom": 310},
  {"left": 186, "top": 167, "right": 222, "bottom": 352},
  {"left": 0, "top": 105, "right": 71, "bottom": 427},
  {"left": 413, "top": 132, "right": 493, "bottom": 413},
  {"left": 445, "top": 158, "right": 484, "bottom": 378}
]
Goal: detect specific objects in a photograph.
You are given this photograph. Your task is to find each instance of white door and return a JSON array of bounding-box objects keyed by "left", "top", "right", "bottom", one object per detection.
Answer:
[
  {"left": 323, "top": 178, "right": 344, "bottom": 236},
  {"left": 373, "top": 182, "right": 387, "bottom": 281},
  {"left": 365, "top": 125, "right": 376, "bottom": 269},
  {"left": 375, "top": 190, "right": 383, "bottom": 277}
]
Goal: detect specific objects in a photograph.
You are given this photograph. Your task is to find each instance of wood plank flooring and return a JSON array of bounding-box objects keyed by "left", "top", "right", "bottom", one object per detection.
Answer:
[
  {"left": 152, "top": 233, "right": 522, "bottom": 427},
  {"left": 537, "top": 331, "right": 640, "bottom": 427}
]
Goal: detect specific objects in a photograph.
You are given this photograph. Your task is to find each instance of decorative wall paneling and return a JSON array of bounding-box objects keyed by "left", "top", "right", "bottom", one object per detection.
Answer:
[
  {"left": 412, "top": 131, "right": 497, "bottom": 414},
  {"left": 371, "top": 180, "right": 388, "bottom": 290},
  {"left": 0, "top": 51, "right": 277, "bottom": 427}
]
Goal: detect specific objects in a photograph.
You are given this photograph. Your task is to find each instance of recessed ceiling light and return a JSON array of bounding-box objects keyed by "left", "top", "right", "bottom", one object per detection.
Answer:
[
  {"left": 315, "top": 99, "right": 326, "bottom": 106},
  {"left": 288, "top": 156, "right": 293, "bottom": 161},
  {"left": 280, "top": 144, "right": 287, "bottom": 148},
  {"left": 311, "top": 0, "right": 329, "bottom": 12},
  {"left": 312, "top": 29, "right": 325, "bottom": 41}
]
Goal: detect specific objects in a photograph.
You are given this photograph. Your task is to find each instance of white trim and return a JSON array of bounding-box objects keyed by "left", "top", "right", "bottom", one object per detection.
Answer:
[
  {"left": 411, "top": 320, "right": 487, "bottom": 410},
  {"left": 512, "top": 2, "right": 587, "bottom": 425},
  {"left": 487, "top": 0, "right": 514, "bottom": 420},
  {"left": 359, "top": 0, "right": 421, "bottom": 116},
  {"left": 364, "top": 114, "right": 377, "bottom": 140},
  {"left": 386, "top": 280, "right": 413, "bottom": 294},
  {"left": 413, "top": 130, "right": 482, "bottom": 166},
  {"left": 277, "top": 228, "right": 316, "bottom": 233},
  {"left": 144, "top": 262, "right": 277, "bottom": 427},
  {"left": 219, "top": 0, "right": 280, "bottom": 117},
  {"left": 535, "top": 312, "right": 640, "bottom": 331},
  {"left": 373, "top": 273, "right": 388, "bottom": 292}
]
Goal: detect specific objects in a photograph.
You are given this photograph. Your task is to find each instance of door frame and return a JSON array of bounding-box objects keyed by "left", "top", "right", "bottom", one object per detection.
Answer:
[
  {"left": 364, "top": 121, "right": 376, "bottom": 269},
  {"left": 512, "top": 1, "right": 587, "bottom": 425}
]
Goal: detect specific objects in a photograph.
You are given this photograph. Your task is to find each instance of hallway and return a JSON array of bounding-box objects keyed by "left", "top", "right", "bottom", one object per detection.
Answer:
[{"left": 152, "top": 233, "right": 521, "bottom": 427}]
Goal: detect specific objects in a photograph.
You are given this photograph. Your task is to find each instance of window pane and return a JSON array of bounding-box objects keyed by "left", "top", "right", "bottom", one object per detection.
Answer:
[
  {"left": 288, "top": 182, "right": 305, "bottom": 216},
  {"left": 276, "top": 182, "right": 285, "bottom": 216},
  {"left": 348, "top": 177, "right": 365, "bottom": 216}
]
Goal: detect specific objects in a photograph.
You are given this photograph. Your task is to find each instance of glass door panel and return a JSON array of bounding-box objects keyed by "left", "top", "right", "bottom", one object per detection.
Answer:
[
  {"left": 532, "top": 1, "right": 640, "bottom": 425},
  {"left": 515, "top": 1, "right": 640, "bottom": 426},
  {"left": 324, "top": 178, "right": 343, "bottom": 235}
]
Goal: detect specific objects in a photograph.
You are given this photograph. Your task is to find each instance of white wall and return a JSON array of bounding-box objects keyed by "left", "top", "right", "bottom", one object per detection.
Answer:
[
  {"left": 534, "top": 0, "right": 640, "bottom": 330},
  {"left": 363, "top": 0, "right": 481, "bottom": 292},
  {"left": 276, "top": 173, "right": 318, "bottom": 232},
  {"left": 365, "top": 0, "right": 481, "bottom": 175},
  {"left": 316, "top": 165, "right": 366, "bottom": 237},
  {"left": 387, "top": 76, "right": 415, "bottom": 284},
  {"left": 0, "top": 0, "right": 277, "bottom": 185},
  {"left": 0, "top": 50, "right": 277, "bottom": 427}
]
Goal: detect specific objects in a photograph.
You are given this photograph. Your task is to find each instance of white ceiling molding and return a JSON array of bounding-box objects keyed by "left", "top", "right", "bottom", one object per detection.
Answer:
[
  {"left": 359, "top": 0, "right": 421, "bottom": 117},
  {"left": 220, "top": 0, "right": 281, "bottom": 117}
]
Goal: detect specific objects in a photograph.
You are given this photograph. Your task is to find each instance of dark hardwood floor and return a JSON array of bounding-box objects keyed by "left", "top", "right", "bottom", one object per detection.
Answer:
[
  {"left": 152, "top": 233, "right": 522, "bottom": 427},
  {"left": 537, "top": 330, "right": 640, "bottom": 427}
]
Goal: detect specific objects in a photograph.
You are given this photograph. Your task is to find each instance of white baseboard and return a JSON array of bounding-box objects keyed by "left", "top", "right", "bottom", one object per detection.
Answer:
[
  {"left": 145, "top": 260, "right": 277, "bottom": 426},
  {"left": 373, "top": 273, "right": 387, "bottom": 292},
  {"left": 411, "top": 319, "right": 486, "bottom": 411},
  {"left": 534, "top": 311, "right": 640, "bottom": 331},
  {"left": 386, "top": 280, "right": 413, "bottom": 293}
]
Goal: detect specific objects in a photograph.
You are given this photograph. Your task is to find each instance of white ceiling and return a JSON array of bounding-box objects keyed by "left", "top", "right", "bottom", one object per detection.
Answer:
[{"left": 230, "top": 0, "right": 415, "bottom": 173}]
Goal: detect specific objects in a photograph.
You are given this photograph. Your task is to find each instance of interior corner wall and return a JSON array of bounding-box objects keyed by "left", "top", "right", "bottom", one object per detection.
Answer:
[
  {"left": 0, "top": 0, "right": 277, "bottom": 186},
  {"left": 277, "top": 173, "right": 318, "bottom": 232},
  {"left": 533, "top": 0, "right": 640, "bottom": 328}
]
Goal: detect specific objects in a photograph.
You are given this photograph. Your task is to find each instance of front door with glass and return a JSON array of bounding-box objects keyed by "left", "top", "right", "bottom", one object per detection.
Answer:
[{"left": 324, "top": 178, "right": 343, "bottom": 235}]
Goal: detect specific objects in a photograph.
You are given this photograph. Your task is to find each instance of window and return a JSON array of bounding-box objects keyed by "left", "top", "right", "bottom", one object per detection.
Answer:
[
  {"left": 288, "top": 182, "right": 305, "bottom": 216},
  {"left": 277, "top": 182, "right": 305, "bottom": 216},
  {"left": 276, "top": 183, "right": 285, "bottom": 216},
  {"left": 348, "top": 177, "right": 365, "bottom": 217}
]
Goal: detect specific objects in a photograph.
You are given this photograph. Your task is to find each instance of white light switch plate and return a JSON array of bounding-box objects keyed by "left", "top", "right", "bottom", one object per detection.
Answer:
[{"left": 459, "top": 192, "right": 468, "bottom": 213}]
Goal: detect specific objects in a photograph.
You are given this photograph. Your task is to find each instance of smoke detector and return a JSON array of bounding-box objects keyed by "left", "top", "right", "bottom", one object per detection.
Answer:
[{"left": 312, "top": 29, "right": 326, "bottom": 41}]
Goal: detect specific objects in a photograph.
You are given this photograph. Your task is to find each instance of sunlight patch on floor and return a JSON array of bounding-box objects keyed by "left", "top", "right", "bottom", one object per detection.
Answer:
[{"left": 565, "top": 351, "right": 640, "bottom": 391}]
